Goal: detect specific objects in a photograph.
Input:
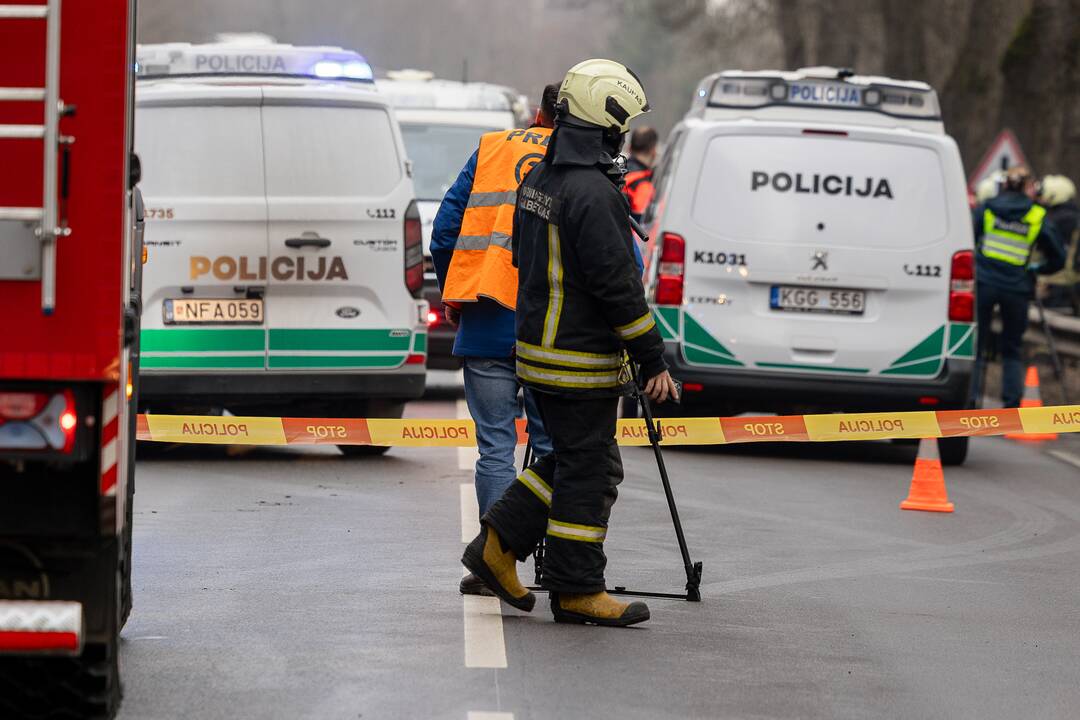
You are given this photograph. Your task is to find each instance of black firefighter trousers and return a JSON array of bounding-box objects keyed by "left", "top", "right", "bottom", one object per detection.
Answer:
[{"left": 482, "top": 392, "right": 623, "bottom": 594}]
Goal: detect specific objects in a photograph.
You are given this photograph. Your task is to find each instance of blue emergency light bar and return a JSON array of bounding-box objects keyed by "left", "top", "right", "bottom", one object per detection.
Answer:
[
  {"left": 695, "top": 68, "right": 941, "bottom": 121},
  {"left": 136, "top": 42, "right": 374, "bottom": 83}
]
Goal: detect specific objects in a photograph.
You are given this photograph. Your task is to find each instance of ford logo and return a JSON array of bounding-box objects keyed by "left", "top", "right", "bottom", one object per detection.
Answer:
[{"left": 335, "top": 306, "right": 360, "bottom": 319}]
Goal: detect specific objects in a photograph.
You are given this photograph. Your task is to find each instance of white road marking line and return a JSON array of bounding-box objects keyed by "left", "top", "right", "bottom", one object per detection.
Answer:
[
  {"left": 457, "top": 398, "right": 479, "bottom": 471},
  {"left": 460, "top": 483, "right": 480, "bottom": 543},
  {"left": 458, "top": 398, "right": 508, "bottom": 671},
  {"left": 463, "top": 590, "right": 508, "bottom": 669},
  {"left": 468, "top": 712, "right": 514, "bottom": 720},
  {"left": 1049, "top": 450, "right": 1080, "bottom": 470}
]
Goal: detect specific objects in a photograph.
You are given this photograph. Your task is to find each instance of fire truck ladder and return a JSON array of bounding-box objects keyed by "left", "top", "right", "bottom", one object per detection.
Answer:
[{"left": 0, "top": 1, "right": 67, "bottom": 314}]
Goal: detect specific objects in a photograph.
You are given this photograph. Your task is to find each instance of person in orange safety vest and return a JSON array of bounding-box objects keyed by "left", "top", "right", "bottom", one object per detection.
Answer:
[
  {"left": 622, "top": 125, "right": 658, "bottom": 223},
  {"left": 430, "top": 84, "right": 560, "bottom": 597}
]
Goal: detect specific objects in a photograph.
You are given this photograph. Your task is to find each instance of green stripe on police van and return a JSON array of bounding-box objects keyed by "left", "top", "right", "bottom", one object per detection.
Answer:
[
  {"left": 140, "top": 355, "right": 265, "bottom": 369},
  {"left": 268, "top": 329, "right": 412, "bottom": 351},
  {"left": 947, "top": 322, "right": 976, "bottom": 359},
  {"left": 413, "top": 333, "right": 428, "bottom": 353},
  {"left": 268, "top": 355, "right": 407, "bottom": 368},
  {"left": 141, "top": 328, "right": 265, "bottom": 353},
  {"left": 653, "top": 307, "right": 680, "bottom": 342}
]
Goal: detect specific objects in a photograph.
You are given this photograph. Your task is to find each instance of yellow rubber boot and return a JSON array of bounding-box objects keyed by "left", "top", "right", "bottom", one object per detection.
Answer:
[
  {"left": 461, "top": 526, "right": 535, "bottom": 612},
  {"left": 551, "top": 591, "right": 650, "bottom": 627}
]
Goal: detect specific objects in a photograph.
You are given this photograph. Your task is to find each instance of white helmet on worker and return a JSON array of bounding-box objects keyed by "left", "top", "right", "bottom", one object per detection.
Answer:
[
  {"left": 1040, "top": 174, "right": 1077, "bottom": 207},
  {"left": 557, "top": 59, "right": 650, "bottom": 133}
]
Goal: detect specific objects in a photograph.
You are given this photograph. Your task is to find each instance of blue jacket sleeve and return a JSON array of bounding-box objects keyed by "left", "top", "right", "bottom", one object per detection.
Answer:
[{"left": 430, "top": 150, "right": 478, "bottom": 290}]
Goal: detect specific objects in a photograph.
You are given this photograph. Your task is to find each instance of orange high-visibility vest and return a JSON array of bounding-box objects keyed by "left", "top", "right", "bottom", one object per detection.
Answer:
[
  {"left": 443, "top": 126, "right": 553, "bottom": 310},
  {"left": 624, "top": 168, "right": 654, "bottom": 215}
]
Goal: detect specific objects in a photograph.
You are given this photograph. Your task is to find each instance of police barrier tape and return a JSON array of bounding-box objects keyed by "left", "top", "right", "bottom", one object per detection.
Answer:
[{"left": 135, "top": 406, "right": 1080, "bottom": 447}]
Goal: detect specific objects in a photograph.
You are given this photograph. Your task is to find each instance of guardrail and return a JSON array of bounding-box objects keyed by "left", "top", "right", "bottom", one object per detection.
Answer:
[{"left": 1027, "top": 307, "right": 1080, "bottom": 360}]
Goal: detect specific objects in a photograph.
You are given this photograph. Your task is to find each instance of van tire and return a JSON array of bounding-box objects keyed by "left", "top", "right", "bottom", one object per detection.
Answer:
[
  {"left": 938, "top": 436, "right": 969, "bottom": 466},
  {"left": 335, "top": 400, "right": 403, "bottom": 457},
  {"left": 339, "top": 444, "right": 392, "bottom": 457}
]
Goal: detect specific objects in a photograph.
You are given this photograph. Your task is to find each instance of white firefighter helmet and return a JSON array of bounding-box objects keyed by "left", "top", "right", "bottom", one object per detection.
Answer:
[
  {"left": 557, "top": 59, "right": 649, "bottom": 133},
  {"left": 975, "top": 170, "right": 1005, "bottom": 203},
  {"left": 1040, "top": 174, "right": 1077, "bottom": 206}
]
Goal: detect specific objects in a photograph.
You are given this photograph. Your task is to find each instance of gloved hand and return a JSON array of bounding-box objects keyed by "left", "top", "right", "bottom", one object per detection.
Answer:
[
  {"left": 445, "top": 305, "right": 460, "bottom": 328},
  {"left": 644, "top": 370, "right": 680, "bottom": 404}
]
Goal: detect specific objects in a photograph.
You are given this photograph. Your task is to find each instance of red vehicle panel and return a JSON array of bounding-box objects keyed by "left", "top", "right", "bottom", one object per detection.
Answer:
[{"left": 0, "top": 0, "right": 130, "bottom": 381}]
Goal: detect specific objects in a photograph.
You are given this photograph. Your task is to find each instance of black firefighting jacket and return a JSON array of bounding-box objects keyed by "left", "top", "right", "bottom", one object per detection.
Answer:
[{"left": 511, "top": 122, "right": 667, "bottom": 397}]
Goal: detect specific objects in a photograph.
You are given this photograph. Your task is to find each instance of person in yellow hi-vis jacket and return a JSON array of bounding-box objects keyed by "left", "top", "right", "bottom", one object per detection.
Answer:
[
  {"left": 973, "top": 166, "right": 1064, "bottom": 407},
  {"left": 463, "top": 60, "right": 678, "bottom": 627}
]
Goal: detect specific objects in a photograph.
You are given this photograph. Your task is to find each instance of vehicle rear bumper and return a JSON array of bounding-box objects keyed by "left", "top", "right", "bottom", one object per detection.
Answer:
[
  {"left": 140, "top": 370, "right": 426, "bottom": 404},
  {"left": 665, "top": 348, "right": 974, "bottom": 413}
]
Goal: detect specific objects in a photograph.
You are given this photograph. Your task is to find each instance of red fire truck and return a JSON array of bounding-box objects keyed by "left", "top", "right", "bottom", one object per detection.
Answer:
[{"left": 0, "top": 1, "right": 138, "bottom": 716}]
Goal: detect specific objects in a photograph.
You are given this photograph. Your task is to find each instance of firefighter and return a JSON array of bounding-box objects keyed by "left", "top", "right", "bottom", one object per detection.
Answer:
[
  {"left": 973, "top": 166, "right": 1065, "bottom": 407},
  {"left": 1039, "top": 174, "right": 1079, "bottom": 311},
  {"left": 431, "top": 84, "right": 561, "bottom": 597},
  {"left": 623, "top": 125, "right": 658, "bottom": 223},
  {"left": 462, "top": 59, "right": 678, "bottom": 627}
]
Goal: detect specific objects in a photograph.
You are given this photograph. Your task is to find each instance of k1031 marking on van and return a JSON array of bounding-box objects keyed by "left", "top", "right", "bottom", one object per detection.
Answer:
[{"left": 189, "top": 256, "right": 349, "bottom": 281}]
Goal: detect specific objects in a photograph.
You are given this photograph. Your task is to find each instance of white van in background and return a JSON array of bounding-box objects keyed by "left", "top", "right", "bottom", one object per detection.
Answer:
[
  {"left": 643, "top": 67, "right": 976, "bottom": 464},
  {"left": 376, "top": 71, "right": 524, "bottom": 368},
  {"left": 135, "top": 43, "right": 427, "bottom": 454}
]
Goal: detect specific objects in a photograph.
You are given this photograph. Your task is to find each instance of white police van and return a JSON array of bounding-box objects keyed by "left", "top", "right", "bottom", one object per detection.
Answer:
[
  {"left": 135, "top": 42, "right": 427, "bottom": 454},
  {"left": 643, "top": 67, "right": 976, "bottom": 463},
  {"left": 376, "top": 71, "right": 524, "bottom": 368}
]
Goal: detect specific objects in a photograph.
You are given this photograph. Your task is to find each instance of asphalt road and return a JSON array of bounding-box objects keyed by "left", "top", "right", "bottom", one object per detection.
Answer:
[{"left": 119, "top": 386, "right": 1080, "bottom": 720}]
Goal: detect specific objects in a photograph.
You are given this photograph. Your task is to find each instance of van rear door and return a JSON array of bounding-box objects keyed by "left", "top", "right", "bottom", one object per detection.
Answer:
[
  {"left": 675, "top": 126, "right": 971, "bottom": 377},
  {"left": 136, "top": 87, "right": 270, "bottom": 373},
  {"left": 260, "top": 87, "right": 415, "bottom": 371}
]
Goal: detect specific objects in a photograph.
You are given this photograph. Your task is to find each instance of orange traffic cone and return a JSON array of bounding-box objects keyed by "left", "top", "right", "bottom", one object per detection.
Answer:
[
  {"left": 900, "top": 438, "right": 954, "bottom": 513},
  {"left": 1005, "top": 365, "right": 1058, "bottom": 442}
]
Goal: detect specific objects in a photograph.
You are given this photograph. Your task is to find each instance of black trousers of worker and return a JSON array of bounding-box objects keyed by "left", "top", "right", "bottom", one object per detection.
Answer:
[{"left": 482, "top": 392, "right": 623, "bottom": 594}]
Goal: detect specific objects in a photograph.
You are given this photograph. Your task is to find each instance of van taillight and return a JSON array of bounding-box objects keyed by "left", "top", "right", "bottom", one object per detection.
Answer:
[
  {"left": 948, "top": 250, "right": 975, "bottom": 322},
  {"left": 655, "top": 232, "right": 685, "bottom": 306},
  {"left": 404, "top": 200, "right": 423, "bottom": 297}
]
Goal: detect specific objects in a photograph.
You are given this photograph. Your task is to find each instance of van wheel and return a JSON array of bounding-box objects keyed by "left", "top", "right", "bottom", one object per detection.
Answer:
[
  {"left": 339, "top": 444, "right": 392, "bottom": 457},
  {"left": 938, "top": 436, "right": 969, "bottom": 466},
  {"left": 335, "top": 400, "right": 403, "bottom": 457}
]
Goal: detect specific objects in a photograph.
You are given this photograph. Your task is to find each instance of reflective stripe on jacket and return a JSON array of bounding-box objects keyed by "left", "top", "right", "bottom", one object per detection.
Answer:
[
  {"left": 980, "top": 204, "right": 1046, "bottom": 266},
  {"left": 442, "top": 127, "right": 553, "bottom": 310}
]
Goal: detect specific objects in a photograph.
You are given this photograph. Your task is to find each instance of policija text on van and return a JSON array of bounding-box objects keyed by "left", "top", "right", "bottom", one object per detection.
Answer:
[{"left": 751, "top": 171, "right": 893, "bottom": 199}]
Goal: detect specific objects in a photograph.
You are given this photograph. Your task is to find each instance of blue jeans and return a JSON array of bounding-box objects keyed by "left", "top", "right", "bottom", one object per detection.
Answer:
[
  {"left": 974, "top": 281, "right": 1030, "bottom": 407},
  {"left": 463, "top": 357, "right": 553, "bottom": 515}
]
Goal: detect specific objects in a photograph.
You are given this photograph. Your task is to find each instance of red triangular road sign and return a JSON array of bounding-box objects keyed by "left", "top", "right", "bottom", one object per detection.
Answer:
[{"left": 968, "top": 129, "right": 1028, "bottom": 191}]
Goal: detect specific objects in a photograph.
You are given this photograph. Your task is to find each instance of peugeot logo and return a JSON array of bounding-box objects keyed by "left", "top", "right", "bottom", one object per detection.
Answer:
[{"left": 811, "top": 251, "right": 828, "bottom": 271}]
